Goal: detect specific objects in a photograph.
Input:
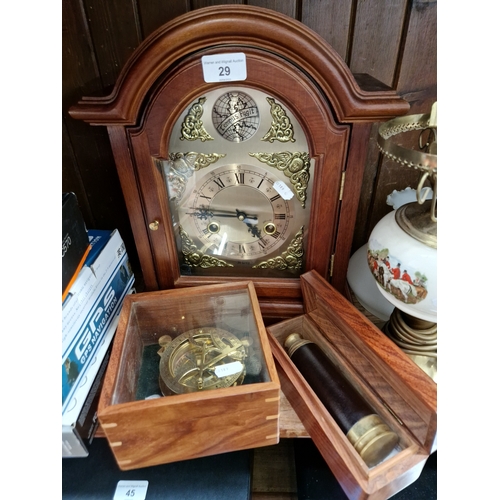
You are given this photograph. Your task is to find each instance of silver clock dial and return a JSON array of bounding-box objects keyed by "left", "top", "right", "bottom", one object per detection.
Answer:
[
  {"left": 181, "top": 164, "right": 292, "bottom": 261},
  {"left": 163, "top": 86, "right": 313, "bottom": 277}
]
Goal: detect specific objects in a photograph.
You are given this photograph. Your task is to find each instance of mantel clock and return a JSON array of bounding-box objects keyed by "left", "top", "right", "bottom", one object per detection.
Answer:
[{"left": 69, "top": 6, "right": 408, "bottom": 319}]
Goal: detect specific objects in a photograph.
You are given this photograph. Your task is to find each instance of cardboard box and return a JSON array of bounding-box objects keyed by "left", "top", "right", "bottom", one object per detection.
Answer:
[
  {"left": 62, "top": 229, "right": 132, "bottom": 358},
  {"left": 62, "top": 229, "right": 135, "bottom": 426},
  {"left": 97, "top": 281, "right": 280, "bottom": 470},
  {"left": 63, "top": 288, "right": 136, "bottom": 457},
  {"left": 62, "top": 339, "right": 112, "bottom": 457},
  {"left": 62, "top": 192, "right": 90, "bottom": 301},
  {"left": 267, "top": 270, "right": 437, "bottom": 500}
]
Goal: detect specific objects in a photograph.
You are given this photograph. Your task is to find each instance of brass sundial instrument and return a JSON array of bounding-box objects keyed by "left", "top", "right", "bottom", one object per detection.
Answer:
[{"left": 157, "top": 327, "right": 248, "bottom": 395}]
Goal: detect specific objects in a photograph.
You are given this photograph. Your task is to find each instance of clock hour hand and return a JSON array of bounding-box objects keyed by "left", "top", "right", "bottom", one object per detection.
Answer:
[
  {"left": 246, "top": 223, "right": 261, "bottom": 238},
  {"left": 188, "top": 208, "right": 258, "bottom": 225}
]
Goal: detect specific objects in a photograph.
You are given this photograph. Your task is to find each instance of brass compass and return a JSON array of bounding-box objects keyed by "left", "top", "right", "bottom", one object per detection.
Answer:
[{"left": 157, "top": 327, "right": 248, "bottom": 395}]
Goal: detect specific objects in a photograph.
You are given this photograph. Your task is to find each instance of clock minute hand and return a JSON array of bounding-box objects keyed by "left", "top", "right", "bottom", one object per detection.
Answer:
[
  {"left": 212, "top": 212, "right": 257, "bottom": 220},
  {"left": 187, "top": 208, "right": 256, "bottom": 218},
  {"left": 209, "top": 212, "right": 258, "bottom": 226},
  {"left": 187, "top": 208, "right": 258, "bottom": 224},
  {"left": 209, "top": 209, "right": 258, "bottom": 222}
]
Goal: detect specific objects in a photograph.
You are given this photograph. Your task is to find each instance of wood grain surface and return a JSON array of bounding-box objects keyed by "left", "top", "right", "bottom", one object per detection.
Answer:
[
  {"left": 266, "top": 270, "right": 436, "bottom": 500},
  {"left": 98, "top": 281, "right": 281, "bottom": 470},
  {"left": 63, "top": 0, "right": 436, "bottom": 279}
]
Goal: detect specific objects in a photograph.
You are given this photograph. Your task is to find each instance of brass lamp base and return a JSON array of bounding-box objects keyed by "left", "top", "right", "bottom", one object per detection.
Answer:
[{"left": 384, "top": 308, "right": 437, "bottom": 382}]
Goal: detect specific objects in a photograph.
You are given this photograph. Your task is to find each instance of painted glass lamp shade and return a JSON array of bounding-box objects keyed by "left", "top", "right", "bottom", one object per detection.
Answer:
[
  {"left": 347, "top": 243, "right": 395, "bottom": 322},
  {"left": 367, "top": 200, "right": 436, "bottom": 323}
]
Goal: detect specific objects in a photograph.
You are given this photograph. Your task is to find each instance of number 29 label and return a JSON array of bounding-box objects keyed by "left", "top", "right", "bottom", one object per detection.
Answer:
[{"left": 202, "top": 53, "right": 247, "bottom": 83}]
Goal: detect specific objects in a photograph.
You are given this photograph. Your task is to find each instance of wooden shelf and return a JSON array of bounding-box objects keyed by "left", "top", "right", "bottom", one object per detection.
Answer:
[
  {"left": 252, "top": 439, "right": 298, "bottom": 500},
  {"left": 278, "top": 390, "right": 309, "bottom": 438}
]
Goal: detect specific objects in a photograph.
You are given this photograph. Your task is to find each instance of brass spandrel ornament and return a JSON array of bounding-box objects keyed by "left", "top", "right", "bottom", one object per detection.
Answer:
[
  {"left": 157, "top": 328, "right": 248, "bottom": 395},
  {"left": 180, "top": 97, "right": 214, "bottom": 142},
  {"left": 179, "top": 225, "right": 233, "bottom": 269},
  {"left": 249, "top": 151, "right": 310, "bottom": 208},
  {"left": 159, "top": 152, "right": 227, "bottom": 200},
  {"left": 262, "top": 97, "right": 295, "bottom": 143},
  {"left": 253, "top": 226, "right": 304, "bottom": 270}
]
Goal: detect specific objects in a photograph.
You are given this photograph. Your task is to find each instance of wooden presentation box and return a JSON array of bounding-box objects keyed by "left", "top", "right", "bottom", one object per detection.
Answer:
[
  {"left": 267, "top": 270, "right": 437, "bottom": 500},
  {"left": 97, "top": 281, "right": 280, "bottom": 470}
]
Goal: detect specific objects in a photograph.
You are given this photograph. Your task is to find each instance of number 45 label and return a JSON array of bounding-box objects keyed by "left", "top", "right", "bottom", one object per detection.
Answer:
[
  {"left": 113, "top": 480, "right": 148, "bottom": 500},
  {"left": 202, "top": 53, "right": 247, "bottom": 83}
]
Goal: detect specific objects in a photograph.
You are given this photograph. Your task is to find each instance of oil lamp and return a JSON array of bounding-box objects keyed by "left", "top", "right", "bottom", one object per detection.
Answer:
[{"left": 367, "top": 103, "right": 437, "bottom": 381}]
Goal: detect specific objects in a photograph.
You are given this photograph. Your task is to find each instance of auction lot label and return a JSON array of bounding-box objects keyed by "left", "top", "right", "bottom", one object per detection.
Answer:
[{"left": 202, "top": 53, "right": 247, "bottom": 82}]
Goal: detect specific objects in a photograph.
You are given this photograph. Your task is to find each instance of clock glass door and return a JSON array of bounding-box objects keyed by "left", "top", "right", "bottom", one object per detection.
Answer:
[{"left": 158, "top": 87, "right": 314, "bottom": 279}]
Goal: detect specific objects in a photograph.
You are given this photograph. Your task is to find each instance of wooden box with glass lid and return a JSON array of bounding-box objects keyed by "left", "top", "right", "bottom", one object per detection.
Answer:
[
  {"left": 69, "top": 5, "right": 409, "bottom": 320},
  {"left": 96, "top": 280, "right": 280, "bottom": 470}
]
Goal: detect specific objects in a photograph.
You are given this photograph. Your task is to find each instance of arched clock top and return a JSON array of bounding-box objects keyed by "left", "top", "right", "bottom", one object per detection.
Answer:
[{"left": 69, "top": 5, "right": 408, "bottom": 126}]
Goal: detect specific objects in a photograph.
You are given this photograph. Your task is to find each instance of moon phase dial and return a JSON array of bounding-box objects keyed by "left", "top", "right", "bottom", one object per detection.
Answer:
[{"left": 212, "top": 91, "right": 260, "bottom": 142}]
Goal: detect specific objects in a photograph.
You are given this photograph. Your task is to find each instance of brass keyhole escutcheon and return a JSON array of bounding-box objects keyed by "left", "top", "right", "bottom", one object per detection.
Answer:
[{"left": 149, "top": 220, "right": 159, "bottom": 231}]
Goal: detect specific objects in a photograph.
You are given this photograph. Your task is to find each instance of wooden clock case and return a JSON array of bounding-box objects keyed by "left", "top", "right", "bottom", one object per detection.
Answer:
[{"left": 69, "top": 5, "right": 409, "bottom": 319}]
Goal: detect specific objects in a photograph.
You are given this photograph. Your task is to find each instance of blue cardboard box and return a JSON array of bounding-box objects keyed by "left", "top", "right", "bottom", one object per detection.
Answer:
[{"left": 62, "top": 229, "right": 135, "bottom": 456}]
